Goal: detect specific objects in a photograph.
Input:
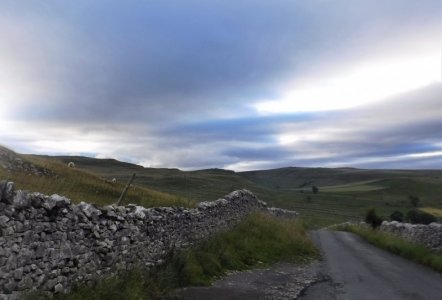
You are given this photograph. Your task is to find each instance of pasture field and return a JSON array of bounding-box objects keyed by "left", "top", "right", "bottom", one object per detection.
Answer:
[
  {"left": 1, "top": 146, "right": 440, "bottom": 227},
  {"left": 318, "top": 180, "right": 384, "bottom": 193},
  {"left": 420, "top": 207, "right": 442, "bottom": 218}
]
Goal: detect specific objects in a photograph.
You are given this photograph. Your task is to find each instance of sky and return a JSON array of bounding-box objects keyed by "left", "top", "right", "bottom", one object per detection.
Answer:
[{"left": 0, "top": 0, "right": 441, "bottom": 171}]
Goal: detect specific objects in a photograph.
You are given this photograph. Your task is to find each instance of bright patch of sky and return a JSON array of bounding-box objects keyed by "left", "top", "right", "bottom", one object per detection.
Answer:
[{"left": 255, "top": 54, "right": 439, "bottom": 114}]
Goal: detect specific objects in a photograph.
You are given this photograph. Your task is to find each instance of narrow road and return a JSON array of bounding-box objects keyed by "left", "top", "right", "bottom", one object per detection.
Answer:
[{"left": 301, "top": 230, "right": 442, "bottom": 300}]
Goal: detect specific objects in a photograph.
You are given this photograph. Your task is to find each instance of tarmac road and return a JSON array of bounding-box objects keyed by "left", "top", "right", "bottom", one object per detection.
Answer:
[{"left": 300, "top": 229, "right": 442, "bottom": 300}]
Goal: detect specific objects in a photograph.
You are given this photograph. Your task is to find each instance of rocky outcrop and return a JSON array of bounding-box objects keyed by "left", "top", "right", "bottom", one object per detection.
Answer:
[
  {"left": 0, "top": 181, "right": 297, "bottom": 298},
  {"left": 0, "top": 146, "right": 53, "bottom": 177},
  {"left": 380, "top": 221, "right": 442, "bottom": 252}
]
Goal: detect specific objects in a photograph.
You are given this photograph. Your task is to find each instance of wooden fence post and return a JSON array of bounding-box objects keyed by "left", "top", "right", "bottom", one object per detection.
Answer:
[{"left": 116, "top": 173, "right": 136, "bottom": 206}]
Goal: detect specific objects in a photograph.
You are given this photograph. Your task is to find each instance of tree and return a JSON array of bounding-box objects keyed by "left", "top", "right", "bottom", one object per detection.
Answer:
[
  {"left": 312, "top": 186, "right": 319, "bottom": 194},
  {"left": 409, "top": 195, "right": 420, "bottom": 207},
  {"left": 406, "top": 209, "right": 436, "bottom": 225},
  {"left": 365, "top": 208, "right": 383, "bottom": 229},
  {"left": 390, "top": 211, "right": 404, "bottom": 222}
]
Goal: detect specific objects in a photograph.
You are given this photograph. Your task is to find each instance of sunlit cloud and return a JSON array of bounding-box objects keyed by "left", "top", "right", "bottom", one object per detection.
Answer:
[
  {"left": 254, "top": 54, "right": 440, "bottom": 114},
  {"left": 405, "top": 151, "right": 442, "bottom": 159},
  {"left": 326, "top": 151, "right": 442, "bottom": 168}
]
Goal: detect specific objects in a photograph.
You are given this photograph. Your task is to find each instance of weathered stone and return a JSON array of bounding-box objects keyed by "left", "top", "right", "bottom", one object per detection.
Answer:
[
  {"left": 102, "top": 206, "right": 118, "bottom": 219},
  {"left": 50, "top": 194, "right": 71, "bottom": 208},
  {"left": 11, "top": 244, "right": 19, "bottom": 253},
  {"left": 78, "top": 202, "right": 102, "bottom": 218},
  {"left": 30, "top": 193, "right": 45, "bottom": 208},
  {"left": 14, "top": 267, "right": 23, "bottom": 280},
  {"left": 0, "top": 182, "right": 15, "bottom": 204},
  {"left": 17, "top": 277, "right": 33, "bottom": 290},
  {"left": 12, "top": 191, "right": 31, "bottom": 208},
  {"left": 45, "top": 279, "right": 57, "bottom": 291},
  {"left": 0, "top": 216, "right": 9, "bottom": 227},
  {"left": 3, "top": 279, "right": 16, "bottom": 294},
  {"left": 35, "top": 245, "right": 46, "bottom": 258}
]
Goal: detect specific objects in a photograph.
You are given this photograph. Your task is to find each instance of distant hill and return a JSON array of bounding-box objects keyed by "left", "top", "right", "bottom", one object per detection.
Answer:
[
  {"left": 2, "top": 145, "right": 441, "bottom": 227},
  {"left": 240, "top": 166, "right": 441, "bottom": 189},
  {"left": 32, "top": 154, "right": 266, "bottom": 203}
]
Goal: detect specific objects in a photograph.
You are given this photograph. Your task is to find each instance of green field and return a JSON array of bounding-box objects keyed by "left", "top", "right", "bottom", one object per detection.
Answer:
[
  {"left": 1, "top": 146, "right": 441, "bottom": 227},
  {"left": 420, "top": 207, "right": 442, "bottom": 218},
  {"left": 318, "top": 180, "right": 384, "bottom": 193}
]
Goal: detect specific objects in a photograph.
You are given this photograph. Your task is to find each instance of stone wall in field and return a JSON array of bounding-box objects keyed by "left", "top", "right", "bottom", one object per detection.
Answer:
[
  {"left": 380, "top": 221, "right": 442, "bottom": 252},
  {"left": 0, "top": 181, "right": 297, "bottom": 299},
  {"left": 267, "top": 207, "right": 299, "bottom": 219}
]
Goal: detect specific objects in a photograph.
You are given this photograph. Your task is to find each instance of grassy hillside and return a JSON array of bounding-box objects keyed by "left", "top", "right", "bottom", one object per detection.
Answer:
[
  {"left": 6, "top": 147, "right": 441, "bottom": 227},
  {"left": 0, "top": 147, "right": 194, "bottom": 208},
  {"left": 33, "top": 155, "right": 270, "bottom": 203}
]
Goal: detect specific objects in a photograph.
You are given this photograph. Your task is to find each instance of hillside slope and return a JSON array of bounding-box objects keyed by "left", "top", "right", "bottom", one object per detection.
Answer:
[
  {"left": 4, "top": 146, "right": 440, "bottom": 227},
  {"left": 34, "top": 155, "right": 270, "bottom": 203},
  {"left": 0, "top": 146, "right": 193, "bottom": 208}
]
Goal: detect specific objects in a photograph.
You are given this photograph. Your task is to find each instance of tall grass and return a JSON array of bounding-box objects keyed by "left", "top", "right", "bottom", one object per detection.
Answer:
[
  {"left": 168, "top": 212, "right": 319, "bottom": 286},
  {"left": 337, "top": 224, "right": 442, "bottom": 274},
  {"left": 27, "top": 213, "right": 318, "bottom": 300},
  {"left": 0, "top": 155, "right": 194, "bottom": 208}
]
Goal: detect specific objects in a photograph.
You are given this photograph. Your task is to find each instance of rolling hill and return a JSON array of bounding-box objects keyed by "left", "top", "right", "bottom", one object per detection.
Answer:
[
  {"left": 1, "top": 145, "right": 441, "bottom": 227},
  {"left": 0, "top": 145, "right": 194, "bottom": 208}
]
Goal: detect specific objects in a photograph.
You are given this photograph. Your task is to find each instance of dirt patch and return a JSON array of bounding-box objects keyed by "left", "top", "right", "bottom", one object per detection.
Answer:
[{"left": 163, "top": 261, "right": 321, "bottom": 300}]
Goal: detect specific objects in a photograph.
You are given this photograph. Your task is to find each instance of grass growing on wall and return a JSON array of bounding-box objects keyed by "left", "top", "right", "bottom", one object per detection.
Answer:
[
  {"left": 26, "top": 213, "right": 318, "bottom": 300},
  {"left": 336, "top": 224, "right": 442, "bottom": 274}
]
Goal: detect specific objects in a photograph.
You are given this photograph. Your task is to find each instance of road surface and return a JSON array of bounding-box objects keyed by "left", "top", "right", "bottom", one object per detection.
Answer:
[{"left": 301, "top": 229, "right": 442, "bottom": 300}]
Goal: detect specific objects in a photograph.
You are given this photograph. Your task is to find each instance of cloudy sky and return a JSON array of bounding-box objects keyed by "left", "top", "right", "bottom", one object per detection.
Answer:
[{"left": 1, "top": 0, "right": 441, "bottom": 171}]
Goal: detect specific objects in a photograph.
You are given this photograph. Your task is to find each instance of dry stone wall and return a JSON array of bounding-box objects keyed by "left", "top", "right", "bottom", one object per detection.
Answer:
[
  {"left": 267, "top": 207, "right": 299, "bottom": 219},
  {"left": 380, "top": 221, "right": 442, "bottom": 252},
  {"left": 0, "top": 180, "right": 296, "bottom": 299}
]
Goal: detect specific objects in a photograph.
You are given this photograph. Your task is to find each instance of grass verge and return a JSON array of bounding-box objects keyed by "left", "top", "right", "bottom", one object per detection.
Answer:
[
  {"left": 25, "top": 212, "right": 318, "bottom": 300},
  {"left": 336, "top": 223, "right": 442, "bottom": 274}
]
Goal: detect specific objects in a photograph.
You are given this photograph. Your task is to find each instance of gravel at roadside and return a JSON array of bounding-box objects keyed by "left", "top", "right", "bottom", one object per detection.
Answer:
[{"left": 163, "top": 261, "right": 321, "bottom": 300}]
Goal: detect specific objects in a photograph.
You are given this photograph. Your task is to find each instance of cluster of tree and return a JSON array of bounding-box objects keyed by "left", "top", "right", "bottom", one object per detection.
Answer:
[
  {"left": 366, "top": 207, "right": 438, "bottom": 229},
  {"left": 312, "top": 185, "right": 319, "bottom": 194},
  {"left": 365, "top": 208, "right": 383, "bottom": 229},
  {"left": 390, "top": 209, "right": 436, "bottom": 225},
  {"left": 366, "top": 208, "right": 437, "bottom": 229},
  {"left": 299, "top": 185, "right": 319, "bottom": 194}
]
